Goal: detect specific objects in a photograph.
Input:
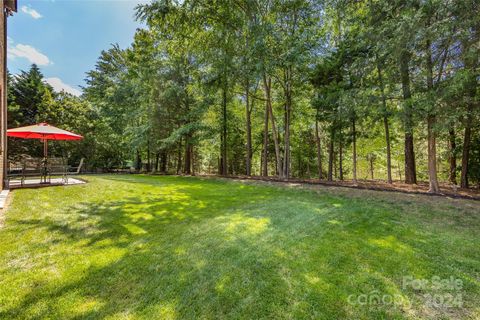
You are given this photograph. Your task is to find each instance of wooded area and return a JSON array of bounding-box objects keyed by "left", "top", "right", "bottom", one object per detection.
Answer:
[{"left": 8, "top": 0, "right": 480, "bottom": 191}]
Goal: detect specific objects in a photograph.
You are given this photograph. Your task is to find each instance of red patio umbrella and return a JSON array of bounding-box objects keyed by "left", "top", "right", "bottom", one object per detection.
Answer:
[
  {"left": 7, "top": 123, "right": 83, "bottom": 182},
  {"left": 7, "top": 122, "right": 83, "bottom": 157},
  {"left": 7, "top": 122, "right": 83, "bottom": 140}
]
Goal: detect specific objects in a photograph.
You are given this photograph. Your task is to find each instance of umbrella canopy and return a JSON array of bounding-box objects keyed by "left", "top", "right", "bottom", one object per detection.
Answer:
[{"left": 7, "top": 122, "right": 83, "bottom": 140}]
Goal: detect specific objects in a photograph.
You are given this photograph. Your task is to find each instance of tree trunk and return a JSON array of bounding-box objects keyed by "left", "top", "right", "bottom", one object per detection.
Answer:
[
  {"left": 404, "top": 134, "right": 416, "bottom": 184},
  {"left": 221, "top": 84, "right": 228, "bottom": 176},
  {"left": 243, "top": 29, "right": 252, "bottom": 176},
  {"left": 155, "top": 152, "right": 160, "bottom": 172},
  {"left": 191, "top": 146, "right": 195, "bottom": 176},
  {"left": 262, "top": 92, "right": 269, "bottom": 177},
  {"left": 376, "top": 59, "right": 393, "bottom": 184},
  {"left": 315, "top": 117, "right": 322, "bottom": 180},
  {"left": 399, "top": 49, "right": 417, "bottom": 184},
  {"left": 426, "top": 34, "right": 439, "bottom": 193},
  {"left": 327, "top": 126, "right": 335, "bottom": 181},
  {"left": 460, "top": 36, "right": 477, "bottom": 188},
  {"left": 245, "top": 81, "right": 252, "bottom": 176},
  {"left": 448, "top": 127, "right": 457, "bottom": 184},
  {"left": 135, "top": 149, "right": 142, "bottom": 172},
  {"left": 384, "top": 116, "right": 392, "bottom": 184},
  {"left": 263, "top": 74, "right": 283, "bottom": 178},
  {"left": 146, "top": 138, "right": 151, "bottom": 172},
  {"left": 333, "top": 152, "right": 337, "bottom": 179},
  {"left": 282, "top": 67, "right": 292, "bottom": 179},
  {"left": 352, "top": 117, "right": 357, "bottom": 183},
  {"left": 338, "top": 138, "right": 343, "bottom": 181},
  {"left": 397, "top": 159, "right": 402, "bottom": 181},
  {"left": 460, "top": 123, "right": 472, "bottom": 188},
  {"left": 176, "top": 141, "right": 182, "bottom": 174},
  {"left": 370, "top": 157, "right": 374, "bottom": 180},
  {"left": 184, "top": 136, "right": 192, "bottom": 175},
  {"left": 427, "top": 115, "right": 439, "bottom": 192},
  {"left": 161, "top": 151, "right": 167, "bottom": 173}
]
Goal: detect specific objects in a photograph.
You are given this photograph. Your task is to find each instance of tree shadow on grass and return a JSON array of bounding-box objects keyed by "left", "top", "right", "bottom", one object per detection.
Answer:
[{"left": 2, "top": 177, "right": 479, "bottom": 319}]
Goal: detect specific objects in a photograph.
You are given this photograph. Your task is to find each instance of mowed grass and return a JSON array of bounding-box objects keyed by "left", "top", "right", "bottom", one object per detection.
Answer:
[{"left": 0, "top": 175, "right": 479, "bottom": 319}]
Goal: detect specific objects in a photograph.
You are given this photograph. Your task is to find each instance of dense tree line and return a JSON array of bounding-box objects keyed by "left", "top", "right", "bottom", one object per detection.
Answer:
[
  {"left": 7, "top": 64, "right": 104, "bottom": 169},
  {"left": 85, "top": 0, "right": 479, "bottom": 190},
  {"left": 11, "top": 0, "right": 479, "bottom": 191}
]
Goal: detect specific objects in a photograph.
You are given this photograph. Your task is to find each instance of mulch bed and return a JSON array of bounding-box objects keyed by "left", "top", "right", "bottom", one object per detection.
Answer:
[{"left": 203, "top": 174, "right": 480, "bottom": 201}]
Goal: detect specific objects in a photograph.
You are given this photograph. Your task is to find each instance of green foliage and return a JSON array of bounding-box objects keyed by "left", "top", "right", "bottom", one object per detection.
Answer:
[
  {"left": 7, "top": 65, "right": 94, "bottom": 165},
  {"left": 78, "top": 0, "right": 479, "bottom": 184},
  {"left": 9, "top": 64, "right": 50, "bottom": 127}
]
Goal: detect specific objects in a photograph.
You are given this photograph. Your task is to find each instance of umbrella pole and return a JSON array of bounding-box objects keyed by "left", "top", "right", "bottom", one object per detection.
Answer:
[{"left": 42, "top": 139, "right": 48, "bottom": 184}]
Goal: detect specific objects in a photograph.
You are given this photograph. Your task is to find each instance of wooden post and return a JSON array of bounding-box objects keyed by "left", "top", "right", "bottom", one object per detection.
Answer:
[
  {"left": 0, "top": 2, "right": 7, "bottom": 189},
  {"left": 0, "top": 1, "right": 16, "bottom": 189}
]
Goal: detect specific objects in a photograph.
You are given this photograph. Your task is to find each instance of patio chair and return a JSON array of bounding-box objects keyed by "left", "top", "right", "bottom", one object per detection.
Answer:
[
  {"left": 6, "top": 161, "right": 25, "bottom": 187},
  {"left": 66, "top": 158, "right": 85, "bottom": 182},
  {"left": 48, "top": 163, "right": 69, "bottom": 184},
  {"left": 23, "top": 158, "right": 51, "bottom": 184},
  {"left": 7, "top": 158, "right": 44, "bottom": 187}
]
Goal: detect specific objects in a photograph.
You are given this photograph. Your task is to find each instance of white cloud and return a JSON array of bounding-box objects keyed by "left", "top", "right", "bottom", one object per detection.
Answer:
[
  {"left": 44, "top": 77, "right": 82, "bottom": 96},
  {"left": 21, "top": 6, "right": 42, "bottom": 19},
  {"left": 8, "top": 43, "right": 51, "bottom": 66}
]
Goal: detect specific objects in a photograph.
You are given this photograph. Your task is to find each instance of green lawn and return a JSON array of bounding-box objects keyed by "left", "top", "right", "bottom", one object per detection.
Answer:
[{"left": 0, "top": 175, "right": 479, "bottom": 319}]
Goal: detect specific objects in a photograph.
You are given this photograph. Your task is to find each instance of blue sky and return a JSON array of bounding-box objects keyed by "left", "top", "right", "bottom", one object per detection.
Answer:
[{"left": 7, "top": 0, "right": 147, "bottom": 96}]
